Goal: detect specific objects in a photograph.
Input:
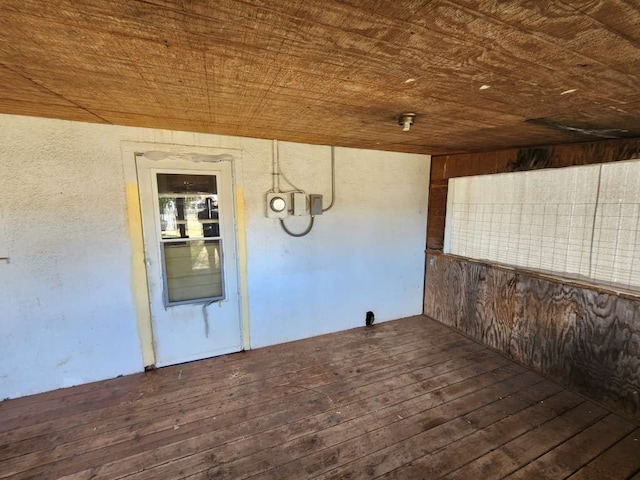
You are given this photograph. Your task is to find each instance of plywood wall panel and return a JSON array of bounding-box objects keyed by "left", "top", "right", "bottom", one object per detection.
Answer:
[
  {"left": 425, "top": 253, "right": 640, "bottom": 422},
  {"left": 515, "top": 278, "right": 640, "bottom": 420},
  {"left": 426, "top": 255, "right": 518, "bottom": 353},
  {"left": 574, "top": 291, "right": 640, "bottom": 418},
  {"left": 474, "top": 265, "right": 518, "bottom": 354},
  {"left": 423, "top": 254, "right": 464, "bottom": 330},
  {"left": 512, "top": 278, "right": 582, "bottom": 382}
]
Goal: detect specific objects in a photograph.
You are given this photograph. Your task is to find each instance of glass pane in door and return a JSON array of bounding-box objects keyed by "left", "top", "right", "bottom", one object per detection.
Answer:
[
  {"left": 163, "top": 240, "right": 223, "bottom": 303},
  {"left": 157, "top": 173, "right": 219, "bottom": 240},
  {"left": 156, "top": 173, "right": 224, "bottom": 305}
]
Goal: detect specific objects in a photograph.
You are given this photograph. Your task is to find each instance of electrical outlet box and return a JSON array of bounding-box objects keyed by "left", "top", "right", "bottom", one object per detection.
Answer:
[
  {"left": 292, "top": 192, "right": 308, "bottom": 216},
  {"left": 266, "top": 192, "right": 290, "bottom": 218},
  {"left": 309, "top": 194, "right": 323, "bottom": 215}
]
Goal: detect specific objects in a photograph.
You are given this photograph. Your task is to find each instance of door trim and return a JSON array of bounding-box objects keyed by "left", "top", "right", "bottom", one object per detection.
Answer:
[{"left": 121, "top": 141, "right": 250, "bottom": 368}]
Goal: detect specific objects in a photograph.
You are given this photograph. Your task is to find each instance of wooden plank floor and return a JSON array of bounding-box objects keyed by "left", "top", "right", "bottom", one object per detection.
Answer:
[{"left": 1, "top": 315, "right": 638, "bottom": 480}]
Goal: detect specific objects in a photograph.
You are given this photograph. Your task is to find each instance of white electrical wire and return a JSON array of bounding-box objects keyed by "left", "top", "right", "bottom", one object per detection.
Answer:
[
  {"left": 279, "top": 169, "right": 303, "bottom": 192},
  {"left": 271, "top": 139, "right": 279, "bottom": 192},
  {"left": 323, "top": 146, "right": 335, "bottom": 212},
  {"left": 277, "top": 144, "right": 336, "bottom": 238}
]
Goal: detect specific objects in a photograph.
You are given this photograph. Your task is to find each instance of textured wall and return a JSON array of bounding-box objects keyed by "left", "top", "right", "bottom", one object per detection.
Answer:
[
  {"left": 427, "top": 138, "right": 640, "bottom": 252},
  {"left": 243, "top": 141, "right": 431, "bottom": 348},
  {"left": 0, "top": 114, "right": 430, "bottom": 399},
  {"left": 445, "top": 161, "right": 640, "bottom": 291},
  {"left": 0, "top": 116, "right": 143, "bottom": 399},
  {"left": 425, "top": 254, "right": 640, "bottom": 421}
]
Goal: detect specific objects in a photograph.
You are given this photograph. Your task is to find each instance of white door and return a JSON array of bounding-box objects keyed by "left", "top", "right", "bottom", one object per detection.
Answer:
[{"left": 136, "top": 154, "right": 242, "bottom": 367}]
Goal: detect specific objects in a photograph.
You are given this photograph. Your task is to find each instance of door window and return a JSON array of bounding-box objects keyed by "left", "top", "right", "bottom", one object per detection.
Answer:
[{"left": 156, "top": 173, "right": 224, "bottom": 305}]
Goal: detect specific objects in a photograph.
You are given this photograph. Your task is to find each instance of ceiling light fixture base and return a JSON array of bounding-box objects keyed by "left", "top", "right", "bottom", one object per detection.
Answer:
[{"left": 397, "top": 113, "right": 416, "bottom": 132}]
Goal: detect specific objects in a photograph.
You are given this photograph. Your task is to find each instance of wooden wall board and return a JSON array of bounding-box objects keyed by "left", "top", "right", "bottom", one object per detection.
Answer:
[
  {"left": 424, "top": 253, "right": 640, "bottom": 422},
  {"left": 517, "top": 277, "right": 640, "bottom": 416},
  {"left": 424, "top": 256, "right": 519, "bottom": 354}
]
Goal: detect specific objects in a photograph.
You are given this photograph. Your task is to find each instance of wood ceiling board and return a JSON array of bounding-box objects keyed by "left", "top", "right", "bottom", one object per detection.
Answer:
[
  {"left": 2, "top": 52, "right": 528, "bottom": 135},
  {"left": 0, "top": 99, "right": 108, "bottom": 123},
  {"left": 0, "top": 11, "right": 426, "bottom": 93},
  {"left": 532, "top": 108, "right": 640, "bottom": 139},
  {"left": 0, "top": 65, "right": 79, "bottom": 107},
  {"left": 332, "top": 1, "right": 438, "bottom": 23},
  {"left": 412, "top": 2, "right": 640, "bottom": 101},
  {"left": 9, "top": 0, "right": 326, "bottom": 65},
  {"left": 409, "top": 130, "right": 581, "bottom": 154},
  {"left": 0, "top": 70, "right": 172, "bottom": 113},
  {"left": 209, "top": 58, "right": 636, "bottom": 123},
  {"left": 86, "top": 1, "right": 620, "bottom": 110},
  {"left": 0, "top": 65, "right": 108, "bottom": 123},
  {"left": 204, "top": 54, "right": 545, "bottom": 122},
  {"left": 0, "top": 13, "right": 208, "bottom": 79},
  {"left": 0, "top": 34, "right": 207, "bottom": 112},
  {"left": 377, "top": 122, "right": 582, "bottom": 154},
  {"left": 169, "top": 64, "right": 636, "bottom": 131},
  {"left": 0, "top": 54, "right": 206, "bottom": 98},
  {"left": 0, "top": 1, "right": 170, "bottom": 45},
  {"left": 91, "top": 107, "right": 365, "bottom": 142},
  {"left": 286, "top": 5, "right": 634, "bottom": 119},
  {"left": 1, "top": 3, "right": 624, "bottom": 117},
  {"left": 450, "top": 0, "right": 640, "bottom": 75},
  {"left": 195, "top": 2, "right": 633, "bottom": 112},
  {"left": 556, "top": 0, "right": 640, "bottom": 45},
  {"left": 0, "top": 0, "right": 639, "bottom": 154},
  {"left": 205, "top": 80, "right": 524, "bottom": 130}
]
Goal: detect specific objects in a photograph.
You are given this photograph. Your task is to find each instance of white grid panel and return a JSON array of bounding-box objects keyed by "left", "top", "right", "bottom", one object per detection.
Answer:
[
  {"left": 591, "top": 161, "right": 640, "bottom": 289},
  {"left": 447, "top": 161, "right": 640, "bottom": 292}
]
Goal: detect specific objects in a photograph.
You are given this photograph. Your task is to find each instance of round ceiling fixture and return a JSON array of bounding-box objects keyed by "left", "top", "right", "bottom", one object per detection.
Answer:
[{"left": 397, "top": 113, "right": 416, "bottom": 132}]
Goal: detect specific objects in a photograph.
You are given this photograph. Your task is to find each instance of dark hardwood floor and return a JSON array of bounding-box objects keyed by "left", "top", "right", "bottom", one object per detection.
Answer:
[{"left": 1, "top": 316, "right": 638, "bottom": 479}]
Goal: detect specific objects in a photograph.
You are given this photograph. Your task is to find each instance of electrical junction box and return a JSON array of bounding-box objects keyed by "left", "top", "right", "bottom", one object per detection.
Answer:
[
  {"left": 309, "top": 194, "right": 323, "bottom": 215},
  {"left": 266, "top": 192, "right": 290, "bottom": 218},
  {"left": 292, "top": 192, "right": 308, "bottom": 216}
]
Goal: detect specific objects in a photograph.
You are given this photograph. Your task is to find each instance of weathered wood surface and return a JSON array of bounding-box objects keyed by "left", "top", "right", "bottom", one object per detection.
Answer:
[
  {"left": 1, "top": 315, "right": 638, "bottom": 479},
  {"left": 2, "top": 2, "right": 640, "bottom": 154},
  {"left": 427, "top": 137, "right": 640, "bottom": 251},
  {"left": 425, "top": 254, "right": 640, "bottom": 422}
]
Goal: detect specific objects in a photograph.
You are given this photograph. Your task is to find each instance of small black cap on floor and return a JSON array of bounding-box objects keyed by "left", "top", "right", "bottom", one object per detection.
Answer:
[{"left": 365, "top": 311, "right": 375, "bottom": 326}]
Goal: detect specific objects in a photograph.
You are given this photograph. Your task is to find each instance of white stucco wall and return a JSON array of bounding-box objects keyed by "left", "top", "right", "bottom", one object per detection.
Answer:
[{"left": 0, "top": 114, "right": 430, "bottom": 399}]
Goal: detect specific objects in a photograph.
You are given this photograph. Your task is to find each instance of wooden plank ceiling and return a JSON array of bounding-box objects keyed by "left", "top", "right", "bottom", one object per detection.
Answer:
[{"left": 0, "top": 0, "right": 639, "bottom": 154}]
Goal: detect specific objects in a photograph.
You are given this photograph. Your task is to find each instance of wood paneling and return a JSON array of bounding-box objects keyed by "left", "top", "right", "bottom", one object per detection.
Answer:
[
  {"left": 424, "top": 138, "right": 640, "bottom": 425},
  {"left": 1, "top": 1, "right": 640, "bottom": 153},
  {"left": 1, "top": 315, "right": 639, "bottom": 479},
  {"left": 425, "top": 254, "right": 640, "bottom": 422},
  {"left": 427, "top": 137, "right": 640, "bottom": 251}
]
